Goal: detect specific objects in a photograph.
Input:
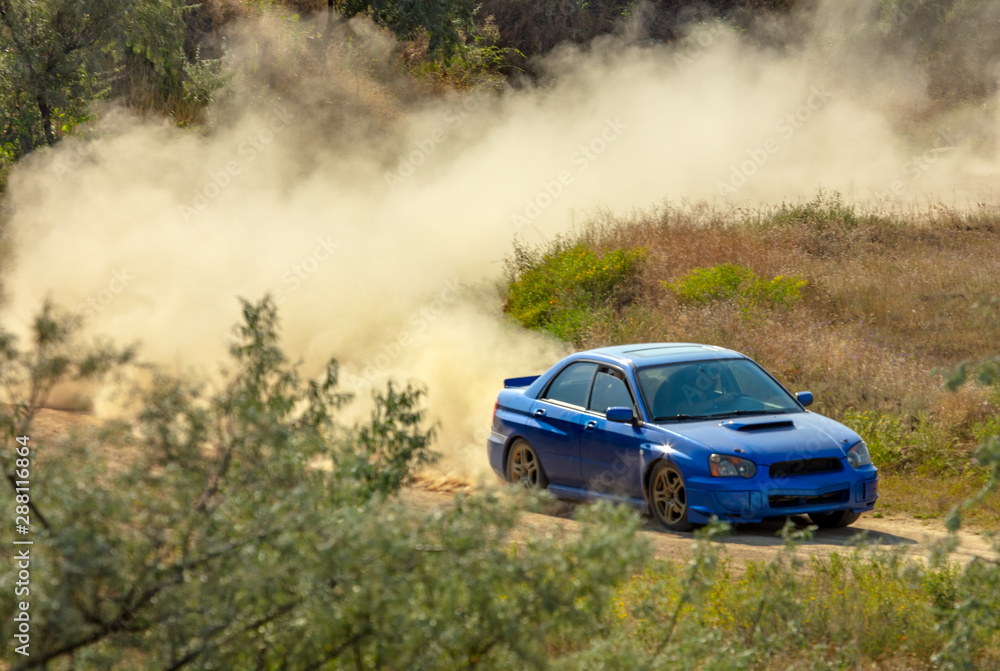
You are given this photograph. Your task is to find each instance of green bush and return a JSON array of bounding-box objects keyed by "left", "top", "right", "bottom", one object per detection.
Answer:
[
  {"left": 764, "top": 191, "right": 866, "bottom": 229},
  {"left": 503, "top": 240, "right": 645, "bottom": 346},
  {"left": 842, "top": 409, "right": 971, "bottom": 475},
  {"left": 666, "top": 263, "right": 806, "bottom": 309},
  {"left": 841, "top": 409, "right": 910, "bottom": 471},
  {"left": 0, "top": 297, "right": 652, "bottom": 669},
  {"left": 604, "top": 521, "right": 991, "bottom": 669},
  {"left": 974, "top": 415, "right": 1000, "bottom": 444}
]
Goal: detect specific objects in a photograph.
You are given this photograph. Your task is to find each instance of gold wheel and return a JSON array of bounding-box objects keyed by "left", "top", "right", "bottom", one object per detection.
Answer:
[
  {"left": 650, "top": 462, "right": 691, "bottom": 530},
  {"left": 508, "top": 440, "right": 546, "bottom": 488}
]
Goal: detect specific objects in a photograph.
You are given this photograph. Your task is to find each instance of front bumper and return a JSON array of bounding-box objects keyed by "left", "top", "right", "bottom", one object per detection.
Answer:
[{"left": 684, "top": 468, "right": 879, "bottom": 525}]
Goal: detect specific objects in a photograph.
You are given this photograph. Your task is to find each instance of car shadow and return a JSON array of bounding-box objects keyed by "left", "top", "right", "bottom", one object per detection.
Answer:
[
  {"left": 638, "top": 514, "right": 917, "bottom": 548},
  {"left": 533, "top": 497, "right": 917, "bottom": 548}
]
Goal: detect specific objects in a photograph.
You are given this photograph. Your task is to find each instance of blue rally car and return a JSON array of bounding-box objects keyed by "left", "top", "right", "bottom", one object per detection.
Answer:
[{"left": 487, "top": 343, "right": 878, "bottom": 531}]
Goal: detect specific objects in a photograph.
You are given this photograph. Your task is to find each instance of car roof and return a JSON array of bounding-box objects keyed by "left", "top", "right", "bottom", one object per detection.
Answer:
[{"left": 578, "top": 343, "right": 746, "bottom": 368}]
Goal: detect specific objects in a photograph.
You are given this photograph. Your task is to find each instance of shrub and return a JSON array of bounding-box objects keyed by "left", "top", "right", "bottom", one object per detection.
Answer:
[
  {"left": 0, "top": 297, "right": 653, "bottom": 669},
  {"left": 842, "top": 409, "right": 975, "bottom": 475},
  {"left": 607, "top": 522, "right": 985, "bottom": 669},
  {"left": 503, "top": 239, "right": 645, "bottom": 346},
  {"left": 666, "top": 263, "right": 806, "bottom": 309},
  {"left": 841, "top": 409, "right": 910, "bottom": 472},
  {"left": 764, "top": 191, "right": 865, "bottom": 230},
  {"left": 974, "top": 415, "right": 1000, "bottom": 444}
]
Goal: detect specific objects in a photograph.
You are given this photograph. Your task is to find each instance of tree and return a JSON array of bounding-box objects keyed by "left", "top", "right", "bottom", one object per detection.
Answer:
[
  {"left": 334, "top": 0, "right": 480, "bottom": 56},
  {"left": 0, "top": 0, "right": 187, "bottom": 159}
]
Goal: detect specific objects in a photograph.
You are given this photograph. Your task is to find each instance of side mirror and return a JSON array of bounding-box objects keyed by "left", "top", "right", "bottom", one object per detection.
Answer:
[
  {"left": 606, "top": 406, "right": 634, "bottom": 423},
  {"left": 796, "top": 391, "right": 814, "bottom": 407}
]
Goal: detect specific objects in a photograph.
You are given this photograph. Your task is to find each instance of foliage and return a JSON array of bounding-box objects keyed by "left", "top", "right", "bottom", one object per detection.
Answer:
[
  {"left": 666, "top": 263, "right": 806, "bottom": 309},
  {"left": 763, "top": 191, "right": 868, "bottom": 230},
  {"left": 841, "top": 409, "right": 909, "bottom": 471},
  {"left": 0, "top": 299, "right": 135, "bottom": 438},
  {"left": 409, "top": 16, "right": 522, "bottom": 91},
  {"left": 613, "top": 539, "right": 949, "bottom": 667},
  {"left": 840, "top": 408, "right": 976, "bottom": 476},
  {"left": 590, "top": 514, "right": 998, "bottom": 670},
  {"left": 337, "top": 0, "right": 480, "bottom": 56},
  {"left": 972, "top": 413, "right": 1000, "bottom": 446},
  {"left": 476, "top": 0, "right": 636, "bottom": 61},
  {"left": 503, "top": 239, "right": 645, "bottom": 346},
  {"left": 0, "top": 0, "right": 189, "bottom": 166},
  {"left": 182, "top": 51, "right": 230, "bottom": 106},
  {"left": 0, "top": 296, "right": 650, "bottom": 669}
]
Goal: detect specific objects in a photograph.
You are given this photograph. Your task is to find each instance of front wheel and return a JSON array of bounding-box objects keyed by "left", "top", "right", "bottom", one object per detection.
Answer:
[
  {"left": 649, "top": 461, "right": 693, "bottom": 532},
  {"left": 506, "top": 439, "right": 548, "bottom": 489},
  {"left": 809, "top": 510, "right": 861, "bottom": 528}
]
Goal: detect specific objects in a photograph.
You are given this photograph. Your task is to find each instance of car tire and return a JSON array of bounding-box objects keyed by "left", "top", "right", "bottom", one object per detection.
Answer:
[
  {"left": 809, "top": 510, "right": 861, "bottom": 528},
  {"left": 506, "top": 439, "right": 549, "bottom": 489},
  {"left": 648, "top": 461, "right": 693, "bottom": 532}
]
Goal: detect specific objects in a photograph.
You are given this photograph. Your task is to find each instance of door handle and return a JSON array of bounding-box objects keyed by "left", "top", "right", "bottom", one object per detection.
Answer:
[
  {"left": 585, "top": 420, "right": 597, "bottom": 430},
  {"left": 534, "top": 408, "right": 546, "bottom": 417}
]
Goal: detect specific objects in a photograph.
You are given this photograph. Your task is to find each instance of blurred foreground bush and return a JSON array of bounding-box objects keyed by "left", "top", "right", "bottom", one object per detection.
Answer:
[
  {"left": 0, "top": 296, "right": 997, "bottom": 669},
  {"left": 0, "top": 297, "right": 647, "bottom": 669}
]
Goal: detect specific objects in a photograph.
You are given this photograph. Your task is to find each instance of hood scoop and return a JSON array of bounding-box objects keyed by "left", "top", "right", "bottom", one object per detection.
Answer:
[{"left": 722, "top": 419, "right": 795, "bottom": 432}]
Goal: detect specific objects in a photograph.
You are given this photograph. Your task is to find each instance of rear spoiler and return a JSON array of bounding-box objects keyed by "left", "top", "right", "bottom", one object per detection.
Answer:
[{"left": 504, "top": 375, "right": 539, "bottom": 388}]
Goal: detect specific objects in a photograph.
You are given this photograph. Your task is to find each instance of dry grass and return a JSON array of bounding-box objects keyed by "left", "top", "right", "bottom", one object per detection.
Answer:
[
  {"left": 877, "top": 471, "right": 1000, "bottom": 527},
  {"left": 547, "top": 197, "right": 1000, "bottom": 524},
  {"left": 578, "top": 199, "right": 1000, "bottom": 417}
]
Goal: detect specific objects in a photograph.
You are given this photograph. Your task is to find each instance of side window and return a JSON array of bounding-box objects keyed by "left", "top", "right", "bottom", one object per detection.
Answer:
[
  {"left": 588, "top": 370, "right": 635, "bottom": 414},
  {"left": 542, "top": 362, "right": 598, "bottom": 408}
]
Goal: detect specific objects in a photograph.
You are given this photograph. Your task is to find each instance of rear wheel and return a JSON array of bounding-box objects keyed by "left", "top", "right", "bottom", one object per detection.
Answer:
[
  {"left": 809, "top": 510, "right": 861, "bottom": 528},
  {"left": 649, "top": 461, "right": 692, "bottom": 532},
  {"left": 506, "top": 439, "right": 548, "bottom": 489}
]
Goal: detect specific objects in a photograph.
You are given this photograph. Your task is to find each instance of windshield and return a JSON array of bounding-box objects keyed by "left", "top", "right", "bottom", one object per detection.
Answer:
[{"left": 636, "top": 358, "right": 801, "bottom": 421}]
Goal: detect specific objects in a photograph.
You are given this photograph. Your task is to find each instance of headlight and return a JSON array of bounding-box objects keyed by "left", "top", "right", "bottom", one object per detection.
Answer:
[
  {"left": 846, "top": 441, "right": 872, "bottom": 468},
  {"left": 709, "top": 453, "right": 757, "bottom": 478}
]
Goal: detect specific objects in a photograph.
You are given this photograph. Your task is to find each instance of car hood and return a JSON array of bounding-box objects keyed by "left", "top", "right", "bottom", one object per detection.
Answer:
[{"left": 651, "top": 412, "right": 860, "bottom": 464}]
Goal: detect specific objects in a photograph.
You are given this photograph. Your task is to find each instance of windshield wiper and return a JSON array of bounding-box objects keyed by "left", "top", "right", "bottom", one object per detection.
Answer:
[{"left": 654, "top": 414, "right": 712, "bottom": 422}]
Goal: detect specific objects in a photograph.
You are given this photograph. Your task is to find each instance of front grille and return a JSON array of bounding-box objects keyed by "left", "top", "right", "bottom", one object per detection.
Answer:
[
  {"left": 770, "top": 458, "right": 842, "bottom": 479},
  {"left": 769, "top": 489, "right": 849, "bottom": 509}
]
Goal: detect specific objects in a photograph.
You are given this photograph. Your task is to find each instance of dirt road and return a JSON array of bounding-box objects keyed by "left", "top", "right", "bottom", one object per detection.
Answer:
[
  {"left": 405, "top": 485, "right": 998, "bottom": 568},
  {"left": 31, "top": 407, "right": 998, "bottom": 568}
]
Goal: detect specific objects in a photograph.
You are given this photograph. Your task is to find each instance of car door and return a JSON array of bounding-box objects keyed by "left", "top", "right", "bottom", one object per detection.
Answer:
[
  {"left": 578, "top": 367, "right": 645, "bottom": 499},
  {"left": 528, "top": 361, "right": 597, "bottom": 487}
]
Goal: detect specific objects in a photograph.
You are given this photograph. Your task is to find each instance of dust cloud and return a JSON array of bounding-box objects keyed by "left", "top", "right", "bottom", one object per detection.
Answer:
[{"left": 2, "top": 2, "right": 998, "bottom": 479}]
